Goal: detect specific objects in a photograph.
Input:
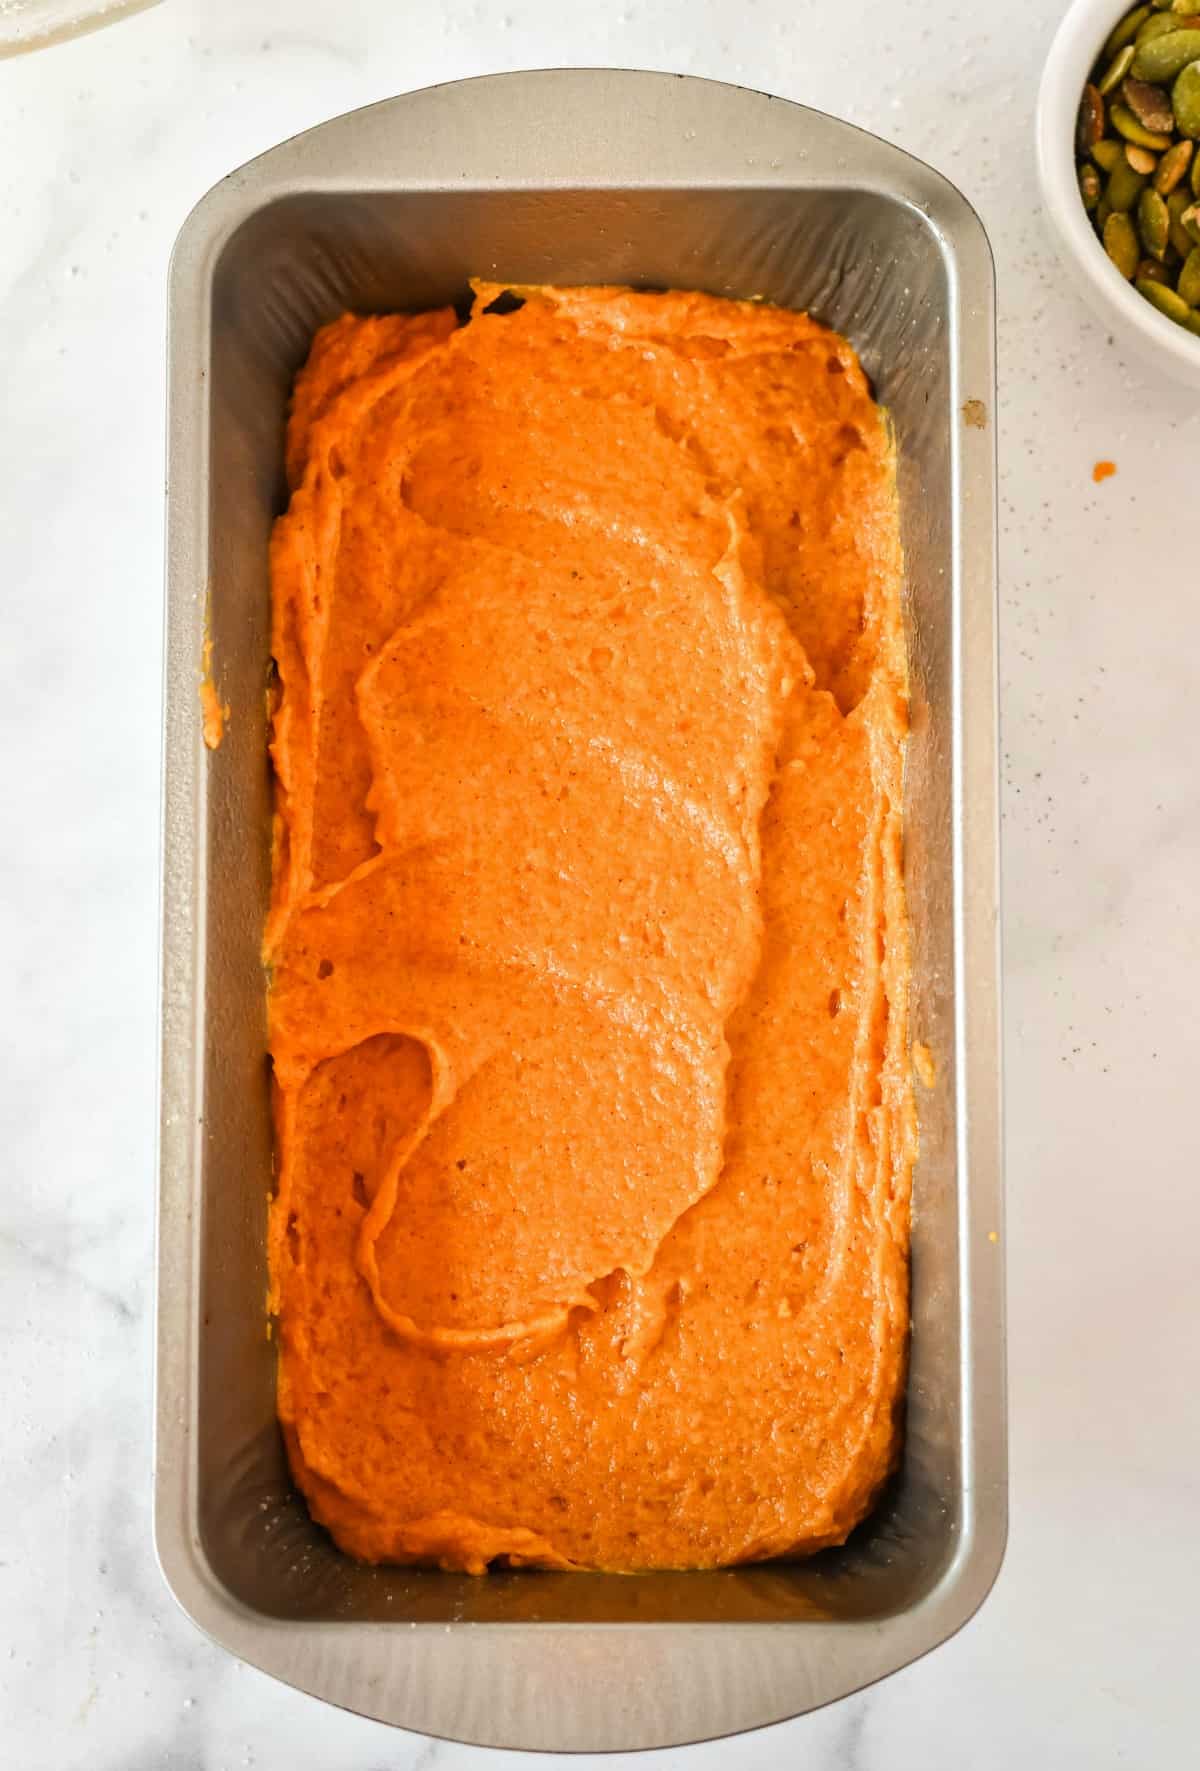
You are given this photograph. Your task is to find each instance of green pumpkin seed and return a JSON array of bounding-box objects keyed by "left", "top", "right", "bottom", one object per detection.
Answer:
[
  {"left": 1174, "top": 0, "right": 1199, "bottom": 12},
  {"left": 1131, "top": 28, "right": 1200, "bottom": 80},
  {"left": 1126, "top": 142, "right": 1160, "bottom": 171},
  {"left": 1123, "top": 74, "right": 1177, "bottom": 130},
  {"left": 1109, "top": 4, "right": 1153, "bottom": 55},
  {"left": 1178, "top": 243, "right": 1200, "bottom": 299},
  {"left": 1181, "top": 198, "right": 1200, "bottom": 237},
  {"left": 1153, "top": 136, "right": 1194, "bottom": 188},
  {"left": 1172, "top": 59, "right": 1200, "bottom": 134},
  {"left": 1105, "top": 211, "right": 1142, "bottom": 276},
  {"left": 1193, "top": 140, "right": 1200, "bottom": 188},
  {"left": 1099, "top": 45, "right": 1137, "bottom": 93},
  {"left": 1135, "top": 274, "right": 1195, "bottom": 319},
  {"left": 1107, "top": 157, "right": 1150, "bottom": 210},
  {"left": 1138, "top": 12, "right": 1187, "bottom": 43},
  {"left": 1139, "top": 185, "right": 1172, "bottom": 253},
  {"left": 1092, "top": 137, "right": 1123, "bottom": 170},
  {"left": 1184, "top": 306, "right": 1200, "bottom": 332},
  {"left": 1167, "top": 183, "right": 1196, "bottom": 250},
  {"left": 1110, "top": 99, "right": 1174, "bottom": 146},
  {"left": 1136, "top": 254, "right": 1172, "bottom": 281},
  {"left": 1079, "top": 162, "right": 1102, "bottom": 209},
  {"left": 1151, "top": 0, "right": 1175, "bottom": 11}
]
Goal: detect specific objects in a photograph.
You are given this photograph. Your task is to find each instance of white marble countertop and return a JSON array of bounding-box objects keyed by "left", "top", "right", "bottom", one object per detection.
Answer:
[{"left": 2, "top": 0, "right": 1197, "bottom": 1765}]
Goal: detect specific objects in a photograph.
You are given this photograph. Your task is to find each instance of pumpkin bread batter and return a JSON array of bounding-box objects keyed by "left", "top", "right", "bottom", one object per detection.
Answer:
[{"left": 266, "top": 284, "right": 913, "bottom": 1572}]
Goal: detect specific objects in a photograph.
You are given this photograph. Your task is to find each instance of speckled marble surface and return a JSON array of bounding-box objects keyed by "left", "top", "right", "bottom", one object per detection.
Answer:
[{"left": 1, "top": 1, "right": 1198, "bottom": 1766}]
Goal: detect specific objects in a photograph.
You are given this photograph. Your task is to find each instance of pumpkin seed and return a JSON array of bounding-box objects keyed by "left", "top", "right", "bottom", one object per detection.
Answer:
[
  {"left": 1107, "top": 157, "right": 1150, "bottom": 210},
  {"left": 1135, "top": 274, "right": 1195, "bottom": 319},
  {"left": 1105, "top": 211, "right": 1142, "bottom": 276},
  {"left": 1109, "top": 3, "right": 1153, "bottom": 54},
  {"left": 1153, "top": 136, "right": 1194, "bottom": 188},
  {"left": 1166, "top": 183, "right": 1195, "bottom": 250},
  {"left": 1138, "top": 13, "right": 1187, "bottom": 44},
  {"left": 1110, "top": 99, "right": 1174, "bottom": 147},
  {"left": 1181, "top": 199, "right": 1200, "bottom": 237},
  {"left": 1092, "top": 137, "right": 1123, "bottom": 170},
  {"left": 1139, "top": 184, "right": 1172, "bottom": 254},
  {"left": 1126, "top": 142, "right": 1160, "bottom": 171},
  {"left": 1178, "top": 243, "right": 1200, "bottom": 299},
  {"left": 1136, "top": 254, "right": 1172, "bottom": 280},
  {"left": 1078, "top": 83, "right": 1106, "bottom": 152},
  {"left": 1099, "top": 45, "right": 1137, "bottom": 93},
  {"left": 1123, "top": 74, "right": 1176, "bottom": 130},
  {"left": 1079, "top": 162, "right": 1102, "bottom": 209},
  {"left": 1131, "top": 28, "right": 1200, "bottom": 81},
  {"left": 1172, "top": 59, "right": 1200, "bottom": 135},
  {"left": 1151, "top": 0, "right": 1175, "bottom": 12},
  {"left": 1193, "top": 140, "right": 1200, "bottom": 188},
  {"left": 1185, "top": 306, "right": 1200, "bottom": 331}
]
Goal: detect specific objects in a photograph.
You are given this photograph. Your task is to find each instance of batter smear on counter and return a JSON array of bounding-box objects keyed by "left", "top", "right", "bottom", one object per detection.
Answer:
[{"left": 266, "top": 283, "right": 914, "bottom": 1572}]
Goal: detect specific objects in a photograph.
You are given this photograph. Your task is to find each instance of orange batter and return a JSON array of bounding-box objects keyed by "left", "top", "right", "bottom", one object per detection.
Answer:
[{"left": 266, "top": 283, "right": 913, "bottom": 1573}]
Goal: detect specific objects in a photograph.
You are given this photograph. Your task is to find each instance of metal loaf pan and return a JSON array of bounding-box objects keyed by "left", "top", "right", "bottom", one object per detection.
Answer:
[{"left": 158, "top": 69, "right": 1004, "bottom": 1753}]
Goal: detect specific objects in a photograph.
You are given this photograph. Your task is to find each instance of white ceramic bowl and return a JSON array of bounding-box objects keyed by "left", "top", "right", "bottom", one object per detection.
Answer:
[
  {"left": 0, "top": 0, "right": 160, "bottom": 58},
  {"left": 1037, "top": 0, "right": 1200, "bottom": 390}
]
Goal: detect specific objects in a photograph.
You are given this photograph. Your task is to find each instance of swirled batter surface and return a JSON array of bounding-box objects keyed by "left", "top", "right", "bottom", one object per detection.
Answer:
[{"left": 267, "top": 284, "right": 913, "bottom": 1572}]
